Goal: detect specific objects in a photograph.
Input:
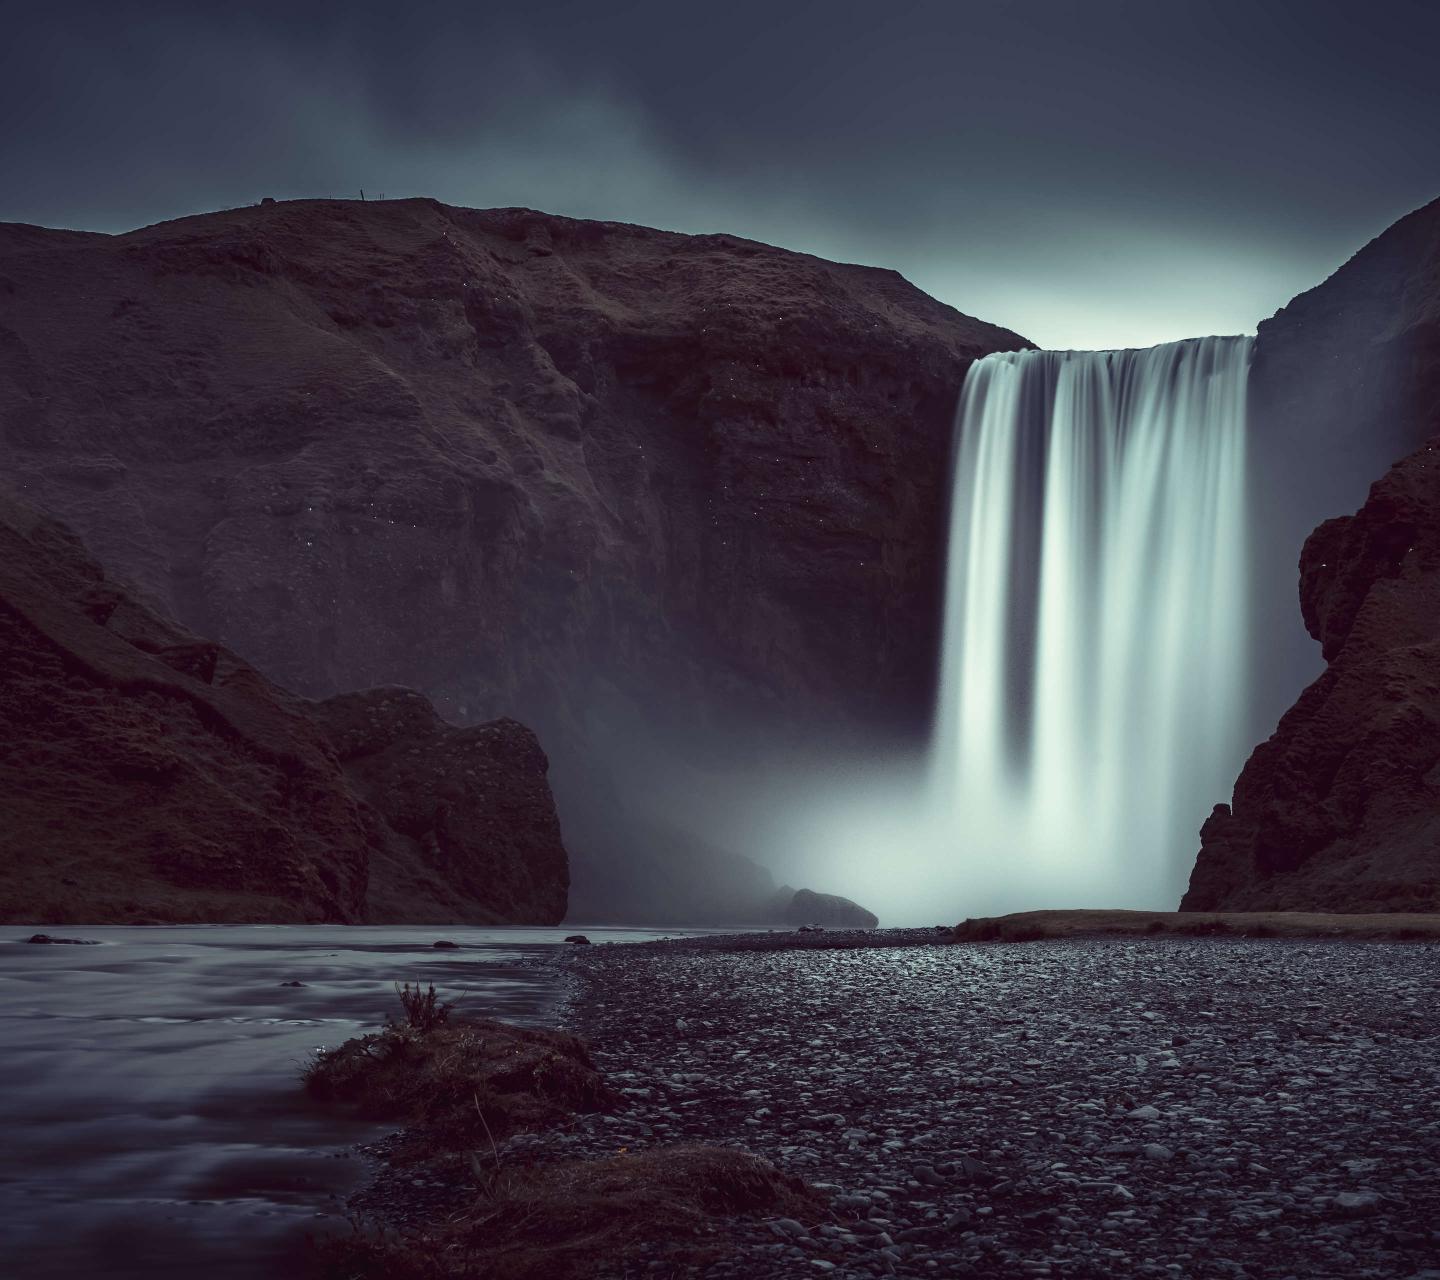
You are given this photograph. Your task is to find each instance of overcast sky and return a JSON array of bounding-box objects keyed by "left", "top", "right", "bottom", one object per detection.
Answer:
[{"left": 4, "top": 0, "right": 1437, "bottom": 348}]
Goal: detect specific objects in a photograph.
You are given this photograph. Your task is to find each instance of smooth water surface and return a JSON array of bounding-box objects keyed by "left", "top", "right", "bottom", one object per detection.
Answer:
[{"left": 0, "top": 924, "right": 689, "bottom": 1278}]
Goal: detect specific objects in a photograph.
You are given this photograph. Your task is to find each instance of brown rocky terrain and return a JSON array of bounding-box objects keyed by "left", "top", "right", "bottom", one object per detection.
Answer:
[
  {"left": 0, "top": 198, "right": 1028, "bottom": 918},
  {"left": 0, "top": 492, "right": 567, "bottom": 924},
  {"left": 1185, "top": 194, "right": 1440, "bottom": 912},
  {"left": 1185, "top": 431, "right": 1440, "bottom": 911}
]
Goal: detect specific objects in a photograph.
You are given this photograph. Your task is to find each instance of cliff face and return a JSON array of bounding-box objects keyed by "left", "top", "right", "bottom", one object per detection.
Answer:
[
  {"left": 1251, "top": 195, "right": 1440, "bottom": 470},
  {"left": 1246, "top": 196, "right": 1440, "bottom": 737},
  {"left": 0, "top": 494, "right": 567, "bottom": 925},
  {"left": 317, "top": 690, "right": 567, "bottom": 924},
  {"left": 0, "top": 199, "right": 1028, "bottom": 915},
  {"left": 1185, "top": 195, "right": 1440, "bottom": 913},
  {"left": 1184, "top": 434, "right": 1440, "bottom": 911}
]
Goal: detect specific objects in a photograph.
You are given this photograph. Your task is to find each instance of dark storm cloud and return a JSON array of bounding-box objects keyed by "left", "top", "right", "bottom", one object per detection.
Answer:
[{"left": 3, "top": 0, "right": 1438, "bottom": 347}]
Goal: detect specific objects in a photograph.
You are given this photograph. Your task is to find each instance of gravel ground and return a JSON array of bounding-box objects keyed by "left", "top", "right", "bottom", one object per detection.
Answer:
[{"left": 491, "top": 933, "right": 1440, "bottom": 1279}]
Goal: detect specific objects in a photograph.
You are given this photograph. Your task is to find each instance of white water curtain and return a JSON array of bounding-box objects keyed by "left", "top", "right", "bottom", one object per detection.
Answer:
[{"left": 931, "top": 336, "right": 1252, "bottom": 907}]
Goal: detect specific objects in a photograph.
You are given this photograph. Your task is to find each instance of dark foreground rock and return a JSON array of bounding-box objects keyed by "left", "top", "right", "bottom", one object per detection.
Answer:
[
  {"left": 1185, "top": 429, "right": 1440, "bottom": 913},
  {"left": 0, "top": 493, "right": 568, "bottom": 924},
  {"left": 514, "top": 935, "right": 1440, "bottom": 1279}
]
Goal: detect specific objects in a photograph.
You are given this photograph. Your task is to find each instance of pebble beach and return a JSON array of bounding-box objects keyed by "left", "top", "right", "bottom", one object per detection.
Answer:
[{"left": 503, "top": 931, "right": 1440, "bottom": 1278}]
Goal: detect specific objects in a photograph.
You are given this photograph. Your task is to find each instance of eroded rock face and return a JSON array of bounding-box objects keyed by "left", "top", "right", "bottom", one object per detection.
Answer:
[
  {"left": 0, "top": 493, "right": 567, "bottom": 924},
  {"left": 1246, "top": 194, "right": 1440, "bottom": 739},
  {"left": 1184, "top": 194, "right": 1440, "bottom": 914},
  {"left": 0, "top": 199, "right": 1029, "bottom": 917},
  {"left": 316, "top": 690, "right": 568, "bottom": 923},
  {"left": 1183, "top": 433, "right": 1440, "bottom": 912}
]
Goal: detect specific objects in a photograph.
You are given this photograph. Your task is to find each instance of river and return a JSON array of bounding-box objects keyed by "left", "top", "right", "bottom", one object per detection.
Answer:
[{"left": 1, "top": 924, "right": 687, "bottom": 1278}]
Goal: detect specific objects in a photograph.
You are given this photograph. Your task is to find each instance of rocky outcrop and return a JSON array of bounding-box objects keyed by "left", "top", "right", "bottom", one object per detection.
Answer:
[
  {"left": 316, "top": 690, "right": 568, "bottom": 923},
  {"left": 0, "top": 493, "right": 567, "bottom": 924},
  {"left": 0, "top": 199, "right": 1028, "bottom": 919},
  {"left": 1247, "top": 195, "right": 1440, "bottom": 736},
  {"left": 1184, "top": 194, "right": 1440, "bottom": 913},
  {"left": 772, "top": 887, "right": 879, "bottom": 929},
  {"left": 1183, "top": 432, "right": 1440, "bottom": 912}
]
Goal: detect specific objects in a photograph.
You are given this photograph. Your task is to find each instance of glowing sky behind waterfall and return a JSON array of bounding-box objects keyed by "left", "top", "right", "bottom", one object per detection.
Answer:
[{"left": 3, "top": 0, "right": 1438, "bottom": 349}]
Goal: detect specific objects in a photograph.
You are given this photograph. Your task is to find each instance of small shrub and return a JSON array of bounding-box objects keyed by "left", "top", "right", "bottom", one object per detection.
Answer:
[{"left": 395, "top": 981, "right": 453, "bottom": 1033}]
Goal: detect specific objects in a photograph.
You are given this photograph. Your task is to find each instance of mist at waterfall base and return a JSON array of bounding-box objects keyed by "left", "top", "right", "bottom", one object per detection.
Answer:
[{"left": 757, "top": 337, "right": 1256, "bottom": 925}]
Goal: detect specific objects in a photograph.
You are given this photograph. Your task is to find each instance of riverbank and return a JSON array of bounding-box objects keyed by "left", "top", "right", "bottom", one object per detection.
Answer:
[
  {"left": 478, "top": 932, "right": 1439, "bottom": 1278},
  {"left": 0, "top": 924, "right": 686, "bottom": 1278},
  {"left": 951, "top": 909, "right": 1440, "bottom": 942}
]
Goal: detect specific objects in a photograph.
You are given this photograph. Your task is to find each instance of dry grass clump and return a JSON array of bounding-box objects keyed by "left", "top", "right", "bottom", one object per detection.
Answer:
[
  {"left": 304, "top": 990, "right": 824, "bottom": 1278},
  {"left": 313, "top": 1145, "right": 824, "bottom": 1280},
  {"left": 394, "top": 981, "right": 453, "bottom": 1033},
  {"left": 303, "top": 1015, "right": 616, "bottom": 1151}
]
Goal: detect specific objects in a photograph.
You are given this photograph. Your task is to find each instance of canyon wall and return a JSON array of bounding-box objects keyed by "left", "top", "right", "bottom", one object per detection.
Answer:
[
  {"left": 1186, "top": 195, "right": 1440, "bottom": 911},
  {"left": 1246, "top": 195, "right": 1440, "bottom": 738},
  {"left": 0, "top": 493, "right": 567, "bottom": 925},
  {"left": 0, "top": 199, "right": 1028, "bottom": 917},
  {"left": 1184, "top": 430, "right": 1440, "bottom": 911}
]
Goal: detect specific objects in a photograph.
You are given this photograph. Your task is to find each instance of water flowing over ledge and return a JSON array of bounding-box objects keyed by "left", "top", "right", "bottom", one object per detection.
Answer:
[{"left": 930, "top": 336, "right": 1253, "bottom": 909}]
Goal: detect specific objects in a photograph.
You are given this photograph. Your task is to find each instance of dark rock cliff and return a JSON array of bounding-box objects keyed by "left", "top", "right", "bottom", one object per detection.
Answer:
[
  {"left": 1184, "top": 433, "right": 1440, "bottom": 911},
  {"left": 0, "top": 198, "right": 1028, "bottom": 917},
  {"left": 0, "top": 493, "right": 567, "bottom": 924},
  {"left": 1247, "top": 195, "right": 1440, "bottom": 739},
  {"left": 1186, "top": 194, "right": 1440, "bottom": 912},
  {"left": 316, "top": 689, "right": 567, "bottom": 923}
]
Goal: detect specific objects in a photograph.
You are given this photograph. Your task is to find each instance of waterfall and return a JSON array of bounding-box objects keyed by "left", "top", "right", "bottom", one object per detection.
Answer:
[{"left": 930, "top": 336, "right": 1252, "bottom": 910}]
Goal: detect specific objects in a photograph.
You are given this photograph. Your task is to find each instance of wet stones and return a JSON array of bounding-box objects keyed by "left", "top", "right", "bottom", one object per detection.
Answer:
[{"left": 541, "top": 935, "right": 1440, "bottom": 1278}]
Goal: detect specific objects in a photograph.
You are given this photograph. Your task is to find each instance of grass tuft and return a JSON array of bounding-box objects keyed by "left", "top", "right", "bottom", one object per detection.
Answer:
[{"left": 393, "top": 981, "right": 453, "bottom": 1033}]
